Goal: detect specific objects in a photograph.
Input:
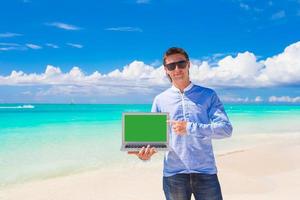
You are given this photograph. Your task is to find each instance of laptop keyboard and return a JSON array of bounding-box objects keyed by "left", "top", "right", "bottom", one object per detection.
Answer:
[{"left": 125, "top": 144, "right": 167, "bottom": 148}]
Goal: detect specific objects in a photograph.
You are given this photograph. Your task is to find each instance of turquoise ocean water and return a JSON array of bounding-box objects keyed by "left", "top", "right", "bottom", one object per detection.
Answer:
[{"left": 0, "top": 104, "right": 300, "bottom": 187}]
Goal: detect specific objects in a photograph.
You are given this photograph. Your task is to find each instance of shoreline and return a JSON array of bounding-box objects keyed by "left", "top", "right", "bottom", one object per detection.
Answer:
[
  {"left": 1, "top": 132, "right": 298, "bottom": 189},
  {"left": 1, "top": 135, "right": 300, "bottom": 199}
]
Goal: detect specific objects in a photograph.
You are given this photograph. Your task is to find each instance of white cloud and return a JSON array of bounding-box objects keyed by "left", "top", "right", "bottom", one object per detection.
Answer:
[
  {"left": 271, "top": 10, "right": 286, "bottom": 20},
  {"left": 105, "top": 27, "right": 143, "bottom": 32},
  {"left": 257, "top": 41, "right": 300, "bottom": 86},
  {"left": 190, "top": 51, "right": 265, "bottom": 87},
  {"left": 255, "top": 96, "right": 263, "bottom": 102},
  {"left": 1, "top": 41, "right": 300, "bottom": 95},
  {"left": 220, "top": 95, "right": 265, "bottom": 103},
  {"left": 35, "top": 85, "right": 136, "bottom": 97},
  {"left": 220, "top": 96, "right": 250, "bottom": 103},
  {"left": 0, "top": 43, "right": 21, "bottom": 46},
  {"left": 45, "top": 22, "right": 81, "bottom": 30},
  {"left": 0, "top": 63, "right": 167, "bottom": 96},
  {"left": 190, "top": 41, "right": 300, "bottom": 88},
  {"left": 46, "top": 43, "right": 59, "bottom": 48},
  {"left": 150, "top": 59, "right": 161, "bottom": 67},
  {"left": 21, "top": 91, "right": 32, "bottom": 95},
  {"left": 0, "top": 43, "right": 26, "bottom": 51},
  {"left": 1, "top": 42, "right": 67, "bottom": 51},
  {"left": 0, "top": 32, "right": 22, "bottom": 38},
  {"left": 0, "top": 47, "right": 20, "bottom": 51},
  {"left": 66, "top": 43, "right": 83, "bottom": 48},
  {"left": 25, "top": 43, "right": 42, "bottom": 49},
  {"left": 269, "top": 96, "right": 300, "bottom": 103},
  {"left": 218, "top": 95, "right": 267, "bottom": 103},
  {"left": 237, "top": 2, "right": 262, "bottom": 13},
  {"left": 0, "top": 63, "right": 161, "bottom": 85},
  {"left": 0, "top": 43, "right": 43, "bottom": 51},
  {"left": 220, "top": 95, "right": 300, "bottom": 103}
]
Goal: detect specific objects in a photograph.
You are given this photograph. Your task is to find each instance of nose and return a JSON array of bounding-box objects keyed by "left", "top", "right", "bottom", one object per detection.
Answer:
[{"left": 174, "top": 65, "right": 182, "bottom": 70}]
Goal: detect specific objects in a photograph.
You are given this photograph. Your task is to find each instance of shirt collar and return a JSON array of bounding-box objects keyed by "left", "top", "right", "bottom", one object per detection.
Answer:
[{"left": 171, "top": 82, "right": 194, "bottom": 93}]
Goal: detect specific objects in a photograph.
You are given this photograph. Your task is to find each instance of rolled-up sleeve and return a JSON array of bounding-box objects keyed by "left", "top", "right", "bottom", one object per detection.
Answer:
[{"left": 186, "top": 91, "right": 233, "bottom": 139}]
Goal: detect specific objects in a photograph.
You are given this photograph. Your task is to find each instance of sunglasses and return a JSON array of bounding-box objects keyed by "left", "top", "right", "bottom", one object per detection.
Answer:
[{"left": 164, "top": 60, "right": 188, "bottom": 71}]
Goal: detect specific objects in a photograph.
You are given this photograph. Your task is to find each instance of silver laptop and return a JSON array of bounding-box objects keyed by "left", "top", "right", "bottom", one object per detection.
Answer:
[{"left": 121, "top": 112, "right": 170, "bottom": 151}]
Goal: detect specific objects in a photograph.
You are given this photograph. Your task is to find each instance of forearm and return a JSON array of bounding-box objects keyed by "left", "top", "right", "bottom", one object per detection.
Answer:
[{"left": 186, "top": 121, "right": 232, "bottom": 139}]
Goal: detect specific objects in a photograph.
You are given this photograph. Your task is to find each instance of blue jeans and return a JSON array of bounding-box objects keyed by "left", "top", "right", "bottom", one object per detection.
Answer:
[{"left": 163, "top": 173, "right": 223, "bottom": 200}]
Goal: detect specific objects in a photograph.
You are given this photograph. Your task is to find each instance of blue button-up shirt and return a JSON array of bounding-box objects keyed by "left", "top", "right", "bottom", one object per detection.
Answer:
[{"left": 151, "top": 82, "right": 233, "bottom": 177}]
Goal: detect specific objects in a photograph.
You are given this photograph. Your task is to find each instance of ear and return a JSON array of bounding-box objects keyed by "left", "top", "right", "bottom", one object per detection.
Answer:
[
  {"left": 187, "top": 61, "right": 190, "bottom": 69},
  {"left": 164, "top": 66, "right": 169, "bottom": 73},
  {"left": 165, "top": 73, "right": 172, "bottom": 82}
]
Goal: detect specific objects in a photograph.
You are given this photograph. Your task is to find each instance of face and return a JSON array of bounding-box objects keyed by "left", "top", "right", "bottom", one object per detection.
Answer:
[{"left": 164, "top": 53, "right": 190, "bottom": 82}]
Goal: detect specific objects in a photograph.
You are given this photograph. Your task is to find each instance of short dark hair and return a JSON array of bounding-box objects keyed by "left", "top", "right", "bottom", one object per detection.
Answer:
[{"left": 163, "top": 47, "right": 189, "bottom": 65}]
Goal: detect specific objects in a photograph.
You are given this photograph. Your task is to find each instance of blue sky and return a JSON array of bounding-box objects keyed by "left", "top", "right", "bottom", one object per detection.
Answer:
[{"left": 0, "top": 0, "right": 300, "bottom": 103}]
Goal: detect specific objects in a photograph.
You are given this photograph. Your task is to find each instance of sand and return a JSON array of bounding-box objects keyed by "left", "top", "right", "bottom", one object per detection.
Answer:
[{"left": 1, "top": 136, "right": 299, "bottom": 200}]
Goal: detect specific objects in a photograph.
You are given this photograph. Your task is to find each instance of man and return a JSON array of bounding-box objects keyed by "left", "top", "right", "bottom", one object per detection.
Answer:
[{"left": 129, "top": 47, "right": 233, "bottom": 200}]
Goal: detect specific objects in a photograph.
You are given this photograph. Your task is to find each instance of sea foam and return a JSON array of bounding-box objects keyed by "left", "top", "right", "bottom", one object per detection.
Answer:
[{"left": 0, "top": 105, "right": 35, "bottom": 109}]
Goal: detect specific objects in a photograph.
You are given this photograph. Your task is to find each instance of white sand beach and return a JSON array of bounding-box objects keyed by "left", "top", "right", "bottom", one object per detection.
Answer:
[{"left": 1, "top": 136, "right": 299, "bottom": 200}]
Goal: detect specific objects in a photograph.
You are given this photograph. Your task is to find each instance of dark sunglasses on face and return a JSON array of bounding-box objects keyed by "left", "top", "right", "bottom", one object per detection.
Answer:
[{"left": 164, "top": 60, "right": 188, "bottom": 71}]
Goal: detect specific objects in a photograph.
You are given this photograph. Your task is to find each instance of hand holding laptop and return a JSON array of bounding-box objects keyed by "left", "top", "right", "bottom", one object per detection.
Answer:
[{"left": 128, "top": 145, "right": 157, "bottom": 160}]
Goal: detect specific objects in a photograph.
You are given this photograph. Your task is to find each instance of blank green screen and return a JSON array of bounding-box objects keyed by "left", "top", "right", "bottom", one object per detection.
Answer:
[{"left": 124, "top": 114, "right": 167, "bottom": 142}]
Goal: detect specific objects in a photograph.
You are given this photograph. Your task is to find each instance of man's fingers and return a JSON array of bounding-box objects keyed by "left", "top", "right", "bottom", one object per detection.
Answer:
[
  {"left": 128, "top": 145, "right": 158, "bottom": 160},
  {"left": 167, "top": 120, "right": 177, "bottom": 125},
  {"left": 150, "top": 147, "right": 157, "bottom": 155},
  {"left": 173, "top": 126, "right": 180, "bottom": 132},
  {"left": 128, "top": 151, "right": 139, "bottom": 155},
  {"left": 139, "top": 146, "right": 145, "bottom": 155},
  {"left": 173, "top": 127, "right": 186, "bottom": 135},
  {"left": 171, "top": 120, "right": 187, "bottom": 135},
  {"left": 145, "top": 145, "right": 150, "bottom": 155}
]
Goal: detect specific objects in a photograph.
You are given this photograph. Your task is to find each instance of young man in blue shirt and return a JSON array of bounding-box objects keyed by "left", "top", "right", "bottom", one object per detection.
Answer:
[{"left": 129, "top": 47, "right": 233, "bottom": 200}]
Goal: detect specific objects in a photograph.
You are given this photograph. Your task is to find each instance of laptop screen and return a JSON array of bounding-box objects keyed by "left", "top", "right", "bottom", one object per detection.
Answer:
[{"left": 124, "top": 114, "right": 167, "bottom": 142}]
